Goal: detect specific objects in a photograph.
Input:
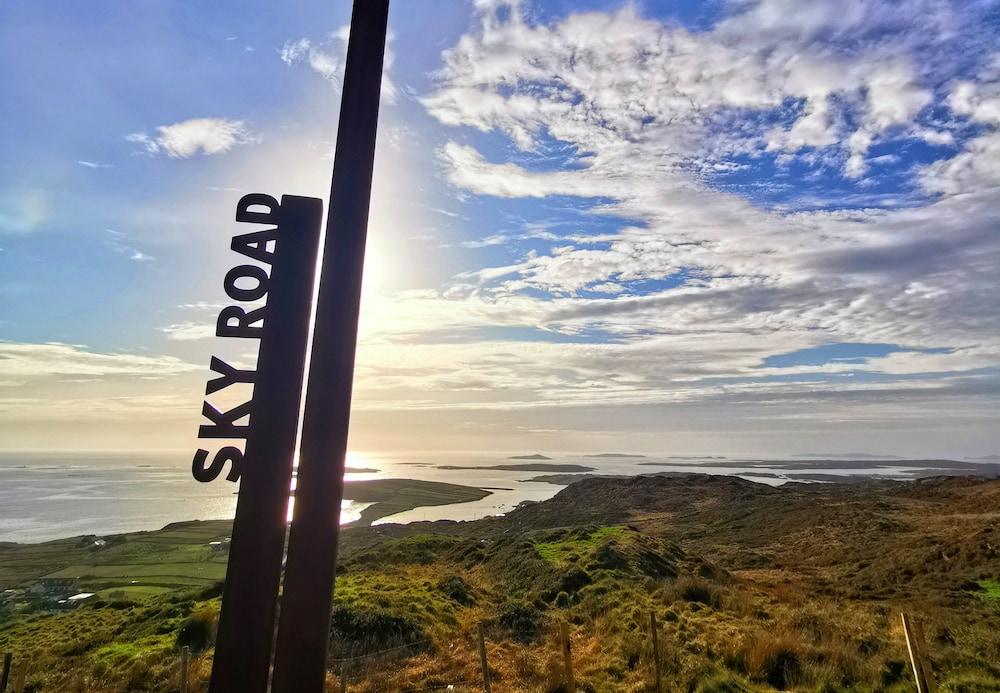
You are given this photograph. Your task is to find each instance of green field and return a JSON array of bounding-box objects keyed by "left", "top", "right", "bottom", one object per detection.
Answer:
[{"left": 0, "top": 520, "right": 233, "bottom": 594}]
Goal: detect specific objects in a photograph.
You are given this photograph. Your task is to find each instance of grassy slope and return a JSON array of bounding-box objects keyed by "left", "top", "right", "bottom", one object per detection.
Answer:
[
  {"left": 1, "top": 474, "right": 998, "bottom": 693},
  {"left": 0, "top": 521, "right": 233, "bottom": 596},
  {"left": 0, "top": 477, "right": 491, "bottom": 590}
]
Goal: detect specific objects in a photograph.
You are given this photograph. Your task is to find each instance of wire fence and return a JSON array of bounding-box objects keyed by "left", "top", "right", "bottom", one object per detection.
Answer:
[{"left": 0, "top": 608, "right": 938, "bottom": 693}]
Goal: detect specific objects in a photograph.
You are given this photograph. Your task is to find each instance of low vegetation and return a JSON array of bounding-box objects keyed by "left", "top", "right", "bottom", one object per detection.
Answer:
[{"left": 0, "top": 474, "right": 998, "bottom": 692}]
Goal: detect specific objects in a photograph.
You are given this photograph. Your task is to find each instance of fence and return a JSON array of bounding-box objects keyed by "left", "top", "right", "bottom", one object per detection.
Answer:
[
  {"left": 0, "top": 652, "right": 27, "bottom": 693},
  {"left": 0, "top": 611, "right": 937, "bottom": 692},
  {"left": 322, "top": 610, "right": 939, "bottom": 693}
]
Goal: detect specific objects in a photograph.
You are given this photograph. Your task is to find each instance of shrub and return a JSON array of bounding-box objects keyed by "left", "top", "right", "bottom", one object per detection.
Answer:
[
  {"left": 746, "top": 633, "right": 804, "bottom": 690},
  {"left": 760, "top": 647, "right": 800, "bottom": 690},
  {"left": 881, "top": 660, "right": 907, "bottom": 686},
  {"left": 194, "top": 581, "right": 225, "bottom": 600},
  {"left": 176, "top": 609, "right": 217, "bottom": 653},
  {"left": 543, "top": 568, "right": 593, "bottom": 602},
  {"left": 329, "top": 604, "right": 428, "bottom": 659},
  {"left": 496, "top": 601, "right": 545, "bottom": 644},
  {"left": 678, "top": 578, "right": 723, "bottom": 609},
  {"left": 436, "top": 575, "right": 475, "bottom": 606}
]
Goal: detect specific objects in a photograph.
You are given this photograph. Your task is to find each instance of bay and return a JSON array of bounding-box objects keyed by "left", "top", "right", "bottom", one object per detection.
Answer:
[{"left": 1, "top": 450, "right": 992, "bottom": 544}]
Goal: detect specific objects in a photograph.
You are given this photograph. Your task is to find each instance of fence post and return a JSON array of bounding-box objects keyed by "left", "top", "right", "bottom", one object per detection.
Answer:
[
  {"left": 180, "top": 646, "right": 190, "bottom": 693},
  {"left": 901, "top": 613, "right": 936, "bottom": 693},
  {"left": 560, "top": 622, "right": 575, "bottom": 692},
  {"left": 12, "top": 662, "right": 26, "bottom": 693},
  {"left": 1, "top": 652, "right": 11, "bottom": 693},
  {"left": 911, "top": 617, "right": 937, "bottom": 693},
  {"left": 650, "top": 612, "right": 662, "bottom": 693},
  {"left": 339, "top": 660, "right": 347, "bottom": 693},
  {"left": 477, "top": 622, "right": 492, "bottom": 693}
]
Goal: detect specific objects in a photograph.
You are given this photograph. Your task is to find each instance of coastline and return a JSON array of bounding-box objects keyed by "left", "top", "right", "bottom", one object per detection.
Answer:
[{"left": 3, "top": 451, "right": 998, "bottom": 544}]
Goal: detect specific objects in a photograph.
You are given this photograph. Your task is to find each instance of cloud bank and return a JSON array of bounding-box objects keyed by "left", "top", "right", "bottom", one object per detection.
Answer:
[{"left": 337, "top": 0, "right": 1000, "bottom": 454}]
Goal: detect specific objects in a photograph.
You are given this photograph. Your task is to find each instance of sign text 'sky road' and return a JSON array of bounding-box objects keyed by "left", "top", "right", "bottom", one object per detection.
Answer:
[{"left": 192, "top": 193, "right": 322, "bottom": 693}]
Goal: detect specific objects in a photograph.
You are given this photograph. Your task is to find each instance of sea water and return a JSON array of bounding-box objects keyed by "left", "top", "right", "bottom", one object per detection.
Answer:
[
  {"left": 0, "top": 451, "right": 370, "bottom": 544},
  {"left": 0, "top": 450, "right": 986, "bottom": 544}
]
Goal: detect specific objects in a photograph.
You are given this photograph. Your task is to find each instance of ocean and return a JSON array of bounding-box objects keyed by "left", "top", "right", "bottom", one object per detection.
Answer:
[{"left": 1, "top": 450, "right": 993, "bottom": 544}]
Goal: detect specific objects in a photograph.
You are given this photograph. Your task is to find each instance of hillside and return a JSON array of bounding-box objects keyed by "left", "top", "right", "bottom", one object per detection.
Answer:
[{"left": 1, "top": 473, "right": 998, "bottom": 692}]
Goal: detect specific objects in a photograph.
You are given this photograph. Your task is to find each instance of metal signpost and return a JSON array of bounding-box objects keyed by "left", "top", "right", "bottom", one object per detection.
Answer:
[
  {"left": 194, "top": 194, "right": 322, "bottom": 693},
  {"left": 192, "top": 2, "right": 390, "bottom": 691},
  {"left": 272, "top": 1, "right": 391, "bottom": 689}
]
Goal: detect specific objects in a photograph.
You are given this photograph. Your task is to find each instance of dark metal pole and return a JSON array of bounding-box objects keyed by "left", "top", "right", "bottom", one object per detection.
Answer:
[
  {"left": 207, "top": 195, "right": 322, "bottom": 693},
  {"left": 270, "top": 2, "right": 390, "bottom": 691}
]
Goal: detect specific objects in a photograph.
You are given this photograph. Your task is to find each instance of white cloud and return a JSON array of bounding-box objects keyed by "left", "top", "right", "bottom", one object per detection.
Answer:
[
  {"left": 177, "top": 301, "right": 229, "bottom": 312},
  {"left": 424, "top": 1, "right": 953, "bottom": 181},
  {"left": 279, "top": 38, "right": 310, "bottom": 65},
  {"left": 77, "top": 160, "right": 112, "bottom": 169},
  {"left": 922, "top": 72, "right": 1000, "bottom": 194},
  {"left": 335, "top": 0, "right": 998, "bottom": 427},
  {"left": 126, "top": 118, "right": 257, "bottom": 158},
  {"left": 104, "top": 229, "right": 154, "bottom": 262},
  {"left": 462, "top": 233, "right": 510, "bottom": 248},
  {"left": 0, "top": 341, "right": 200, "bottom": 378},
  {"left": 279, "top": 27, "right": 398, "bottom": 103},
  {"left": 766, "top": 97, "right": 838, "bottom": 152},
  {"left": 158, "top": 322, "right": 216, "bottom": 341}
]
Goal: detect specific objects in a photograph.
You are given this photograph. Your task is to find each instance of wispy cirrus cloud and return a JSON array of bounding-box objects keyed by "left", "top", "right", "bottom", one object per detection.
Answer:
[
  {"left": 104, "top": 229, "right": 154, "bottom": 262},
  {"left": 126, "top": 118, "right": 257, "bottom": 158},
  {"left": 77, "top": 160, "right": 112, "bottom": 169},
  {"left": 279, "top": 28, "right": 398, "bottom": 103}
]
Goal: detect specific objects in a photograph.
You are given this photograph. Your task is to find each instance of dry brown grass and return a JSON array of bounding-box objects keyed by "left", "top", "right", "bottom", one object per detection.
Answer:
[{"left": 3, "top": 475, "right": 998, "bottom": 692}]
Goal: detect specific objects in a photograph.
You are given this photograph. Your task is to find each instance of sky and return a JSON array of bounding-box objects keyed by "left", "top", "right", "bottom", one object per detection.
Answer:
[{"left": 1, "top": 0, "right": 998, "bottom": 458}]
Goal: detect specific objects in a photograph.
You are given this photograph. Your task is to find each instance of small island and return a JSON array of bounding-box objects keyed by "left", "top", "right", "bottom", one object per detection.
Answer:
[
  {"left": 340, "top": 479, "right": 491, "bottom": 526},
  {"left": 792, "top": 452, "right": 903, "bottom": 460},
  {"left": 507, "top": 453, "right": 552, "bottom": 460},
  {"left": 582, "top": 453, "right": 647, "bottom": 459},
  {"left": 522, "top": 473, "right": 605, "bottom": 485},
  {"left": 436, "top": 463, "right": 595, "bottom": 473}
]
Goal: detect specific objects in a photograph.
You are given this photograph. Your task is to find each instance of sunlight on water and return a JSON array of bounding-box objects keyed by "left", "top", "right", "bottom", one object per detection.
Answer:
[
  {"left": 285, "top": 497, "right": 374, "bottom": 524},
  {"left": 2, "top": 450, "right": 979, "bottom": 544}
]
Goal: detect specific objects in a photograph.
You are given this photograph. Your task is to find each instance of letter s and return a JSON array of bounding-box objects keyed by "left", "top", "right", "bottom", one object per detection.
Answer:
[{"left": 192, "top": 447, "right": 243, "bottom": 483}]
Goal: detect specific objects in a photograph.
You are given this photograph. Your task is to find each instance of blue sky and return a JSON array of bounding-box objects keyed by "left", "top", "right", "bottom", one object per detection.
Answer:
[{"left": 1, "top": 0, "right": 998, "bottom": 457}]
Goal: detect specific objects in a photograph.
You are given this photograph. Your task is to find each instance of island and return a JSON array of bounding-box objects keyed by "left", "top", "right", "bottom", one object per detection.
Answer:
[
  {"left": 340, "top": 479, "right": 491, "bottom": 526},
  {"left": 582, "top": 453, "right": 647, "bottom": 458},
  {"left": 522, "top": 473, "right": 606, "bottom": 485},
  {"left": 507, "top": 454, "right": 552, "bottom": 460},
  {"left": 436, "top": 463, "right": 595, "bottom": 473},
  {"left": 791, "top": 452, "right": 903, "bottom": 460}
]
